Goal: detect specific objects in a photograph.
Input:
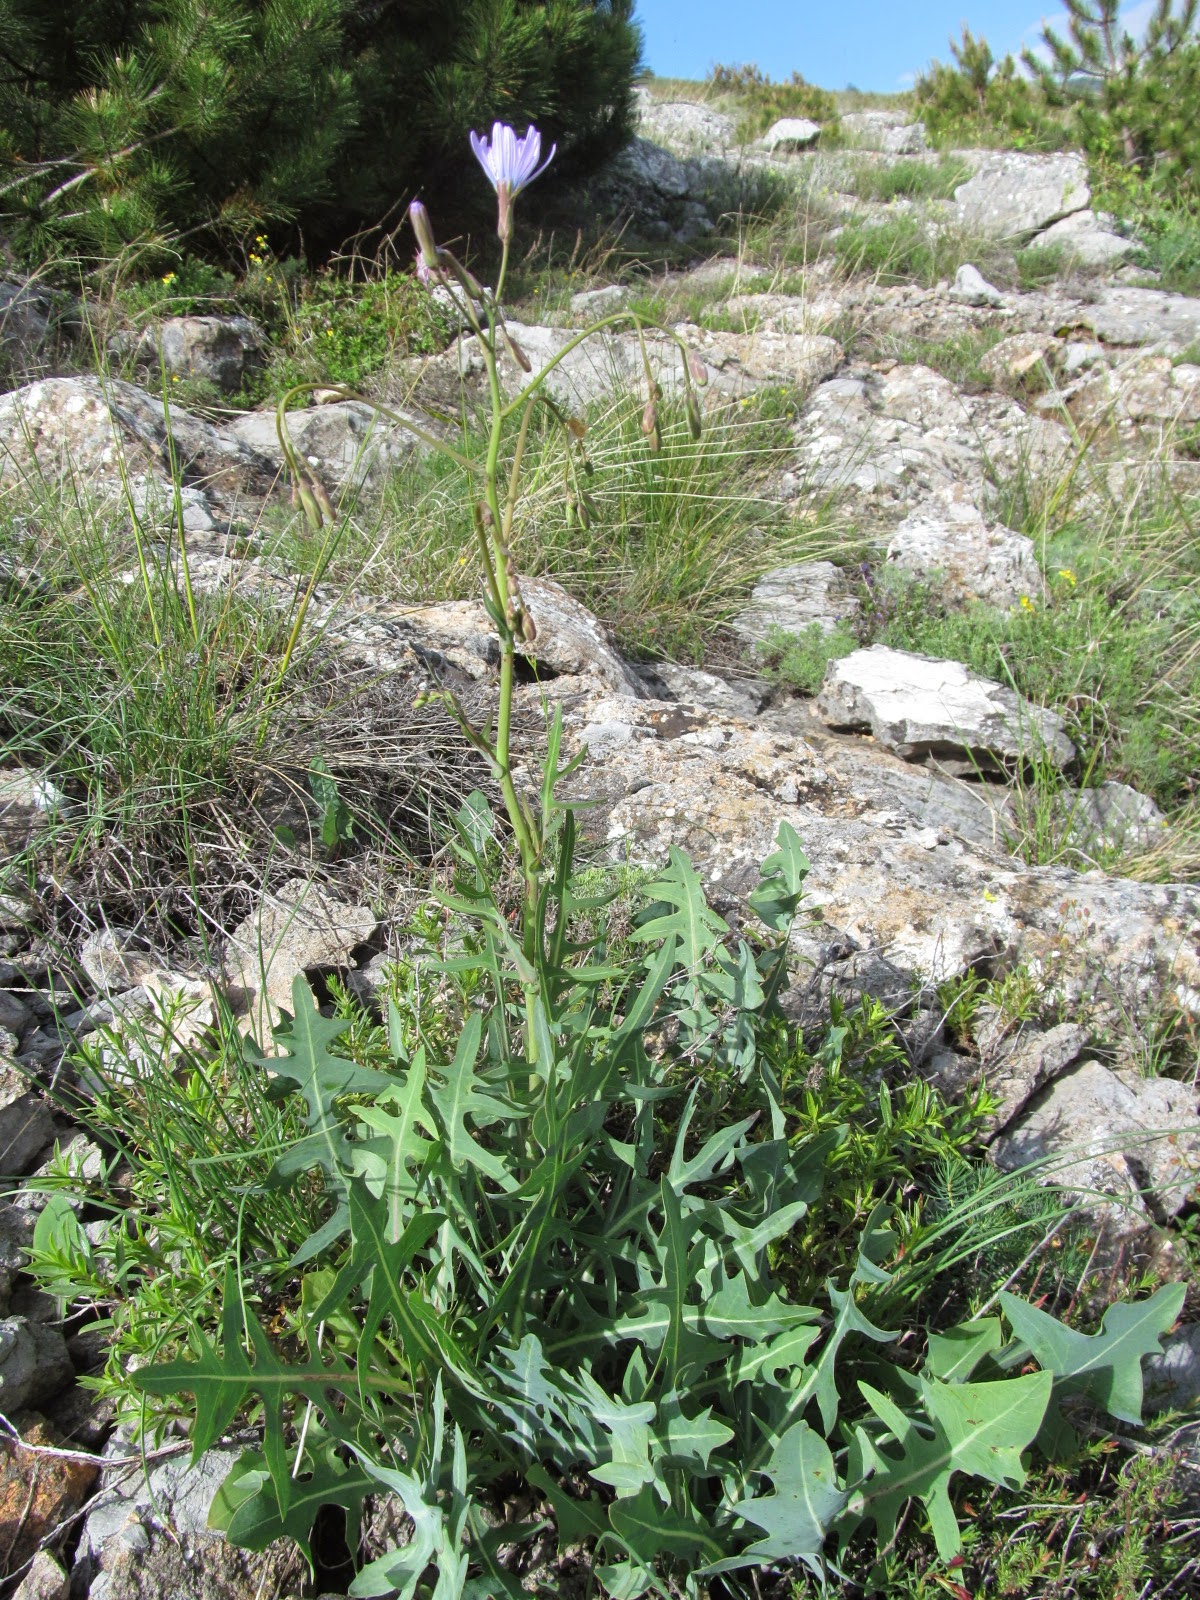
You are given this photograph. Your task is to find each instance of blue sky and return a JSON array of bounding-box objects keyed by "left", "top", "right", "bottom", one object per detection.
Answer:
[{"left": 634, "top": 1, "right": 1155, "bottom": 93}]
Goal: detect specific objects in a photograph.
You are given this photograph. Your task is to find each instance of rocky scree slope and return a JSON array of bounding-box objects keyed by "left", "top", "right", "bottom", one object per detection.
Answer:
[{"left": 1, "top": 93, "right": 1200, "bottom": 1596}]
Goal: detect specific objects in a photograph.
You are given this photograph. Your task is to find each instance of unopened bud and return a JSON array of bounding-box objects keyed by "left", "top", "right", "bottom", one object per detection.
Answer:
[
  {"left": 686, "top": 389, "right": 703, "bottom": 441},
  {"left": 566, "top": 416, "right": 587, "bottom": 439},
  {"left": 408, "top": 200, "right": 439, "bottom": 271},
  {"left": 475, "top": 501, "right": 494, "bottom": 529},
  {"left": 503, "top": 329, "right": 532, "bottom": 372},
  {"left": 641, "top": 399, "right": 658, "bottom": 437},
  {"left": 576, "top": 496, "right": 591, "bottom": 530},
  {"left": 310, "top": 477, "right": 336, "bottom": 522},
  {"left": 521, "top": 611, "right": 537, "bottom": 643},
  {"left": 648, "top": 424, "right": 661, "bottom": 454},
  {"left": 580, "top": 491, "right": 599, "bottom": 525},
  {"left": 581, "top": 455, "right": 594, "bottom": 477},
  {"left": 688, "top": 352, "right": 709, "bottom": 387},
  {"left": 297, "top": 482, "right": 323, "bottom": 531}
]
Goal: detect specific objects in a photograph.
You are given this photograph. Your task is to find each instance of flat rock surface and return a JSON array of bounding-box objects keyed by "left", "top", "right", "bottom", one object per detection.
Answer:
[
  {"left": 544, "top": 686, "right": 1200, "bottom": 1019},
  {"left": 954, "top": 151, "right": 1090, "bottom": 239},
  {"left": 815, "top": 645, "right": 1076, "bottom": 772},
  {"left": 732, "top": 560, "right": 860, "bottom": 648},
  {"left": 885, "top": 486, "right": 1042, "bottom": 609}
]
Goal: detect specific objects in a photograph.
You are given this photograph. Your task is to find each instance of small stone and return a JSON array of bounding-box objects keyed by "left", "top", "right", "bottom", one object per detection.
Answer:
[
  {"left": 948, "top": 263, "right": 1005, "bottom": 309},
  {"left": 0, "top": 1066, "right": 57, "bottom": 1175},
  {"left": 0, "top": 1320, "right": 73, "bottom": 1411},
  {"left": 13, "top": 1549, "right": 69, "bottom": 1600},
  {"left": 78, "top": 930, "right": 159, "bottom": 994}
]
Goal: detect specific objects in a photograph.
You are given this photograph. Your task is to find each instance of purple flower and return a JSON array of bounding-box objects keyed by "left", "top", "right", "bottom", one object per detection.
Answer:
[{"left": 469, "top": 122, "right": 555, "bottom": 241}]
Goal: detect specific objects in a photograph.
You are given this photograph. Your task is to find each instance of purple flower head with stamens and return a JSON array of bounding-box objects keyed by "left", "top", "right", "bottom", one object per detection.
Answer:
[{"left": 469, "top": 122, "right": 555, "bottom": 242}]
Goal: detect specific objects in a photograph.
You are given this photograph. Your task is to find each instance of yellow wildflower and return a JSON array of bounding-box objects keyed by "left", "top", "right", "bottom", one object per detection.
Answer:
[
  {"left": 1057, "top": 567, "right": 1077, "bottom": 586},
  {"left": 161, "top": 272, "right": 176, "bottom": 286},
  {"left": 1019, "top": 595, "right": 1035, "bottom": 611}
]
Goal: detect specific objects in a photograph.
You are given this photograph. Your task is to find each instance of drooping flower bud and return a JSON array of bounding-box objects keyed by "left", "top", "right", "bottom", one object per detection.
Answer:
[
  {"left": 408, "top": 200, "right": 440, "bottom": 273},
  {"left": 565, "top": 416, "right": 587, "bottom": 440},
  {"left": 503, "top": 329, "right": 532, "bottom": 372},
  {"left": 688, "top": 351, "right": 709, "bottom": 387},
  {"left": 641, "top": 398, "right": 658, "bottom": 437},
  {"left": 686, "top": 388, "right": 703, "bottom": 441}
]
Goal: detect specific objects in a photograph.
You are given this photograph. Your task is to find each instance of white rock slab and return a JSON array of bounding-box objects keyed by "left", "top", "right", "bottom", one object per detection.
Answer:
[
  {"left": 954, "top": 152, "right": 1090, "bottom": 239},
  {"left": 885, "top": 487, "right": 1041, "bottom": 610},
  {"left": 816, "top": 645, "right": 1075, "bottom": 771}
]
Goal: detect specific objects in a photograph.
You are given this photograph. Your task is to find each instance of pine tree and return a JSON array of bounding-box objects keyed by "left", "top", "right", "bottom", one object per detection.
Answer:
[
  {"left": 1024, "top": 0, "right": 1200, "bottom": 187},
  {"left": 0, "top": 0, "right": 642, "bottom": 263}
]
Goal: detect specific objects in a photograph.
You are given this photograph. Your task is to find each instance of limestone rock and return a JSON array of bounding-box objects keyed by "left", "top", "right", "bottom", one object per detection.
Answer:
[
  {"left": 127, "top": 316, "right": 263, "bottom": 395},
  {"left": 77, "top": 1443, "right": 293, "bottom": 1600},
  {"left": 719, "top": 291, "right": 847, "bottom": 336},
  {"left": 787, "top": 365, "right": 1072, "bottom": 521},
  {"left": 885, "top": 487, "right": 1042, "bottom": 610},
  {"left": 604, "top": 137, "right": 691, "bottom": 201},
  {"left": 1065, "top": 781, "right": 1167, "bottom": 857},
  {"left": 994, "top": 1057, "right": 1200, "bottom": 1221},
  {"left": 634, "top": 662, "right": 767, "bottom": 720},
  {"left": 0, "top": 1320, "right": 72, "bottom": 1411},
  {"left": 972, "top": 1021, "right": 1089, "bottom": 1135},
  {"left": 569, "top": 284, "right": 628, "bottom": 318},
  {"left": 0, "top": 377, "right": 276, "bottom": 514},
  {"left": 1063, "top": 352, "right": 1200, "bottom": 427},
  {"left": 948, "top": 264, "right": 1004, "bottom": 309},
  {"left": 815, "top": 646, "right": 1076, "bottom": 773},
  {"left": 1077, "top": 286, "right": 1200, "bottom": 354},
  {"left": 1030, "top": 209, "right": 1136, "bottom": 266},
  {"left": 79, "top": 930, "right": 160, "bottom": 993},
  {"left": 638, "top": 100, "right": 737, "bottom": 156},
  {"left": 840, "top": 111, "right": 927, "bottom": 153},
  {"left": 545, "top": 686, "right": 1200, "bottom": 1020},
  {"left": 455, "top": 318, "right": 841, "bottom": 410},
  {"left": 224, "top": 878, "right": 377, "bottom": 1042},
  {"left": 227, "top": 399, "right": 433, "bottom": 493},
  {"left": 731, "top": 561, "right": 860, "bottom": 650},
  {"left": 14, "top": 1550, "right": 70, "bottom": 1600},
  {"left": 979, "top": 332, "right": 1063, "bottom": 384},
  {"left": 955, "top": 152, "right": 1090, "bottom": 239},
  {"left": 1145, "top": 1321, "right": 1200, "bottom": 1412},
  {"left": 758, "top": 118, "right": 822, "bottom": 153}
]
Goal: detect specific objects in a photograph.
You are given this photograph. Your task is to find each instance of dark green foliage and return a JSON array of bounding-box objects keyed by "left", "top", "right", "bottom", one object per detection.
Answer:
[
  {"left": 914, "top": 27, "right": 1062, "bottom": 150},
  {"left": 1028, "top": 0, "right": 1200, "bottom": 195},
  {"left": 0, "top": 0, "right": 642, "bottom": 262}
]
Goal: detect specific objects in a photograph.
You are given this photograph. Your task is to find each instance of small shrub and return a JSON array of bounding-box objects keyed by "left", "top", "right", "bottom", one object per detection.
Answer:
[
  {"left": 761, "top": 620, "right": 857, "bottom": 694},
  {"left": 707, "top": 61, "right": 838, "bottom": 142}
]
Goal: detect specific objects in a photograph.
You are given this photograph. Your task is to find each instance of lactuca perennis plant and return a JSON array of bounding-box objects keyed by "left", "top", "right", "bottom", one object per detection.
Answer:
[{"left": 74, "top": 125, "right": 1185, "bottom": 1599}]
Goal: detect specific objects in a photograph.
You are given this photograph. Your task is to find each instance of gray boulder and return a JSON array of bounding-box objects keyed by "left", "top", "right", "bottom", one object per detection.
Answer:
[
  {"left": 758, "top": 118, "right": 822, "bottom": 153},
  {"left": 955, "top": 152, "right": 1090, "bottom": 239},
  {"left": 227, "top": 399, "right": 432, "bottom": 493},
  {"left": 0, "top": 1318, "right": 72, "bottom": 1410},
  {"left": 840, "top": 111, "right": 927, "bottom": 153},
  {"left": 0, "top": 280, "right": 57, "bottom": 375},
  {"left": 732, "top": 560, "right": 860, "bottom": 650},
  {"left": 127, "top": 315, "right": 264, "bottom": 395},
  {"left": 885, "top": 487, "right": 1042, "bottom": 610},
  {"left": 815, "top": 645, "right": 1076, "bottom": 773},
  {"left": 638, "top": 100, "right": 737, "bottom": 157},
  {"left": 994, "top": 1057, "right": 1200, "bottom": 1222},
  {"left": 1078, "top": 285, "right": 1200, "bottom": 353},
  {"left": 1030, "top": 209, "right": 1136, "bottom": 266}
]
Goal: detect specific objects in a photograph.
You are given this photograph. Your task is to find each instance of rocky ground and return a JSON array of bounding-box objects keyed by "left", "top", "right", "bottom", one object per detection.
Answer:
[{"left": 1, "top": 91, "right": 1200, "bottom": 1597}]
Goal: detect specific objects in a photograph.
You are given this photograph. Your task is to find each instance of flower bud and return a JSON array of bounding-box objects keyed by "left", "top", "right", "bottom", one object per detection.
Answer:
[
  {"left": 297, "top": 482, "right": 323, "bottom": 531},
  {"left": 688, "top": 351, "right": 709, "bottom": 387},
  {"left": 408, "top": 200, "right": 439, "bottom": 271},
  {"left": 566, "top": 416, "right": 587, "bottom": 439},
  {"left": 641, "top": 398, "right": 658, "bottom": 437},
  {"left": 503, "top": 328, "right": 532, "bottom": 372},
  {"left": 580, "top": 491, "right": 599, "bottom": 525},
  {"left": 686, "top": 388, "right": 703, "bottom": 441}
]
